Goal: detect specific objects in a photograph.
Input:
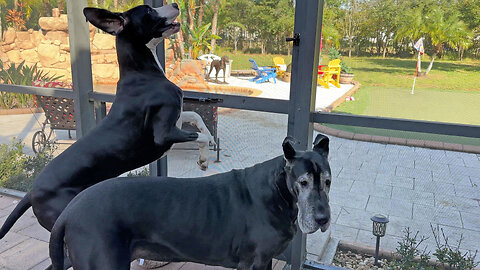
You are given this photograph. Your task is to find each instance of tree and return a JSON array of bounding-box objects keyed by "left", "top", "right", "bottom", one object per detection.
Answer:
[
  {"left": 209, "top": 0, "right": 220, "bottom": 53},
  {"left": 396, "top": 2, "right": 471, "bottom": 74},
  {"left": 225, "top": 22, "right": 244, "bottom": 52}
]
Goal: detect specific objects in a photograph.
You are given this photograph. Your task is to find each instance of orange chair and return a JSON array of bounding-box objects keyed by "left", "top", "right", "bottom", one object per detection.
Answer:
[{"left": 318, "top": 59, "right": 341, "bottom": 89}]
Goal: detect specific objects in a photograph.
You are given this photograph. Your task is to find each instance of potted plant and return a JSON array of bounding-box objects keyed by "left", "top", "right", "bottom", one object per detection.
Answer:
[{"left": 326, "top": 48, "right": 354, "bottom": 84}]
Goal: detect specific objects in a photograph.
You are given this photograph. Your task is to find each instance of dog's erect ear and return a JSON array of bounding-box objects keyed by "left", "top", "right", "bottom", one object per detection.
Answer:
[
  {"left": 283, "top": 136, "right": 297, "bottom": 161},
  {"left": 83, "top": 8, "right": 125, "bottom": 35},
  {"left": 313, "top": 134, "right": 329, "bottom": 157}
]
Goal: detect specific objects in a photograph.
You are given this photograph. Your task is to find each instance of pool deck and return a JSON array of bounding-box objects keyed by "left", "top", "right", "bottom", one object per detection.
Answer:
[{"left": 208, "top": 76, "right": 355, "bottom": 111}]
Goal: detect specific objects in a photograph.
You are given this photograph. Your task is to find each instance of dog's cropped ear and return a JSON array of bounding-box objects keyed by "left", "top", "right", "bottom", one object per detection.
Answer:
[
  {"left": 313, "top": 134, "right": 329, "bottom": 158},
  {"left": 83, "top": 8, "right": 126, "bottom": 35},
  {"left": 283, "top": 136, "right": 297, "bottom": 161}
]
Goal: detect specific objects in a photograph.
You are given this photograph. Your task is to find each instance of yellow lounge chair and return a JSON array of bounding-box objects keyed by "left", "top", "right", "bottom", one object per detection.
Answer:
[
  {"left": 273, "top": 56, "right": 287, "bottom": 77},
  {"left": 318, "top": 59, "right": 341, "bottom": 89}
]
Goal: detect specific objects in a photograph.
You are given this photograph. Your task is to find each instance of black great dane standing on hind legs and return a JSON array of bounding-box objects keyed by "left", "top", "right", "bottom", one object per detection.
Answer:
[
  {"left": 0, "top": 4, "right": 214, "bottom": 243},
  {"left": 49, "top": 134, "right": 332, "bottom": 270}
]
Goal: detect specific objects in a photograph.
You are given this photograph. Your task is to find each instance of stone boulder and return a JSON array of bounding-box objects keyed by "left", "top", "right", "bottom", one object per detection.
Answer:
[
  {"left": 31, "top": 30, "right": 45, "bottom": 46},
  {"left": 21, "top": 49, "right": 40, "bottom": 63},
  {"left": 45, "top": 31, "right": 69, "bottom": 44},
  {"left": 6, "top": 50, "right": 22, "bottom": 63},
  {"left": 39, "top": 14, "right": 69, "bottom": 31},
  {"left": 92, "top": 33, "right": 115, "bottom": 50},
  {"left": 168, "top": 59, "right": 209, "bottom": 90},
  {"left": 38, "top": 43, "right": 60, "bottom": 66},
  {"left": 3, "top": 28, "right": 16, "bottom": 45},
  {"left": 92, "top": 64, "right": 119, "bottom": 79},
  {"left": 16, "top": 31, "right": 35, "bottom": 50}
]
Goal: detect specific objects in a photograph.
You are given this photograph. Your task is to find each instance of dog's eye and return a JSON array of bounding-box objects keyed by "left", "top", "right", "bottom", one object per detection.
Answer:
[
  {"left": 325, "top": 179, "right": 331, "bottom": 187},
  {"left": 300, "top": 180, "right": 308, "bottom": 187}
]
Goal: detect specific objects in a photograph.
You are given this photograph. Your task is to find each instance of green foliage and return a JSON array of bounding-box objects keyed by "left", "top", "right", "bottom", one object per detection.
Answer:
[
  {"left": 0, "top": 60, "right": 62, "bottom": 109},
  {"left": 327, "top": 48, "right": 353, "bottom": 74},
  {"left": 0, "top": 139, "right": 54, "bottom": 192},
  {"left": 388, "top": 226, "right": 479, "bottom": 269},
  {"left": 126, "top": 167, "right": 149, "bottom": 177},
  {"left": 432, "top": 225, "right": 479, "bottom": 269},
  {"left": 187, "top": 22, "right": 221, "bottom": 59},
  {"left": 389, "top": 228, "right": 433, "bottom": 269}
]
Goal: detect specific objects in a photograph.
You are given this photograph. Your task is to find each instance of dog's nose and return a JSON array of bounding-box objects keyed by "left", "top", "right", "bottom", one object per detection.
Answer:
[
  {"left": 315, "top": 214, "right": 330, "bottom": 225},
  {"left": 171, "top": 3, "right": 179, "bottom": 9}
]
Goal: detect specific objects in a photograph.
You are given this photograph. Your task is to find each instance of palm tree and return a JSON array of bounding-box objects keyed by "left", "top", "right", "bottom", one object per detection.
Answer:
[
  {"left": 396, "top": 6, "right": 471, "bottom": 74},
  {"left": 209, "top": 0, "right": 220, "bottom": 53},
  {"left": 422, "top": 8, "right": 471, "bottom": 73}
]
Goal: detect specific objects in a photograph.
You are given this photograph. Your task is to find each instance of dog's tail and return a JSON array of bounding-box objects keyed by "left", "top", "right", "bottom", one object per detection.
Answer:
[
  {"left": 49, "top": 215, "right": 66, "bottom": 270},
  {"left": 0, "top": 192, "right": 32, "bottom": 239}
]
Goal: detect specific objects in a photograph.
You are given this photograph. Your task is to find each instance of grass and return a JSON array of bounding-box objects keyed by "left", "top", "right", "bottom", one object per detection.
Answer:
[
  {"left": 331, "top": 57, "right": 480, "bottom": 146},
  {"left": 343, "top": 57, "right": 480, "bottom": 91},
  {"left": 222, "top": 52, "right": 292, "bottom": 70}
]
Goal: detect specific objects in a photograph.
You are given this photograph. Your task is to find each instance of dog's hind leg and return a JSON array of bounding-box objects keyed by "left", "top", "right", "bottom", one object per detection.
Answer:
[{"left": 206, "top": 64, "right": 214, "bottom": 81}]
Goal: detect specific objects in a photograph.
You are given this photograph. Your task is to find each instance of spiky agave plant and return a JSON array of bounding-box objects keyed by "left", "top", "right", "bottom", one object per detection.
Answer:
[{"left": 0, "top": 60, "right": 63, "bottom": 109}]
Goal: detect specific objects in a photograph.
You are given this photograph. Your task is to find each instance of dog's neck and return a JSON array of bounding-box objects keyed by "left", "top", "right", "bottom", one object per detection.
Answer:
[
  {"left": 256, "top": 157, "right": 298, "bottom": 223},
  {"left": 115, "top": 36, "right": 166, "bottom": 79},
  {"left": 146, "top": 38, "right": 165, "bottom": 76}
]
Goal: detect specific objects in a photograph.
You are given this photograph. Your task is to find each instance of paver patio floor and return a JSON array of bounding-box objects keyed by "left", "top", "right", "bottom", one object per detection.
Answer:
[{"left": 1, "top": 110, "right": 479, "bottom": 269}]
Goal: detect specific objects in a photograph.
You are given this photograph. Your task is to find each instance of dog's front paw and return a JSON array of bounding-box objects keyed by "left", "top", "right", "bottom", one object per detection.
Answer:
[
  {"left": 209, "top": 135, "right": 216, "bottom": 147},
  {"left": 197, "top": 159, "right": 208, "bottom": 171}
]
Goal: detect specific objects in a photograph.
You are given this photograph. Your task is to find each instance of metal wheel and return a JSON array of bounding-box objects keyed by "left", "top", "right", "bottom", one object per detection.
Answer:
[{"left": 32, "top": 130, "right": 47, "bottom": 154}]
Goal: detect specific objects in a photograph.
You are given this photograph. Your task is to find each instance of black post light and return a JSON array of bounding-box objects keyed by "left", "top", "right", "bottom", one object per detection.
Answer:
[{"left": 371, "top": 214, "right": 389, "bottom": 266}]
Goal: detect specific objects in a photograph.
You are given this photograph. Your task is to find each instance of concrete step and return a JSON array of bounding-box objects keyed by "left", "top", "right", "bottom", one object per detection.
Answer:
[{"left": 318, "top": 237, "right": 340, "bottom": 265}]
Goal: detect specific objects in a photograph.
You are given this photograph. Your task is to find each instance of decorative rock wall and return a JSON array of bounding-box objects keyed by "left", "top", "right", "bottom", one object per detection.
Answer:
[
  {"left": 0, "top": 12, "right": 119, "bottom": 84},
  {"left": 0, "top": 11, "right": 212, "bottom": 88}
]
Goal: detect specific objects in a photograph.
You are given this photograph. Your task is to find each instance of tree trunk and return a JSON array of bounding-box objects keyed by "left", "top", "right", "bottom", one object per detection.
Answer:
[
  {"left": 425, "top": 52, "right": 436, "bottom": 75},
  {"left": 114, "top": 0, "right": 118, "bottom": 9},
  {"left": 197, "top": 0, "right": 204, "bottom": 26},
  {"left": 210, "top": 0, "right": 219, "bottom": 53}
]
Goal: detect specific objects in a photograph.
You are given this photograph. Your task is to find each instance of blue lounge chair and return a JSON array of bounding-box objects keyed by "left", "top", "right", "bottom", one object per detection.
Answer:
[{"left": 249, "top": 58, "right": 277, "bottom": 84}]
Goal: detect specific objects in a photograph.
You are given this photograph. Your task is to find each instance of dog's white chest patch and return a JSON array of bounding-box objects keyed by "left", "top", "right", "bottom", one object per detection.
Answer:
[{"left": 146, "top": 38, "right": 165, "bottom": 75}]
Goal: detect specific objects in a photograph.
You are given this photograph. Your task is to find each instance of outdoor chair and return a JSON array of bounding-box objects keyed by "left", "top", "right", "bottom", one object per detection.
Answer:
[
  {"left": 318, "top": 59, "right": 341, "bottom": 89},
  {"left": 249, "top": 58, "right": 277, "bottom": 84},
  {"left": 31, "top": 81, "right": 76, "bottom": 154},
  {"left": 272, "top": 56, "right": 287, "bottom": 78}
]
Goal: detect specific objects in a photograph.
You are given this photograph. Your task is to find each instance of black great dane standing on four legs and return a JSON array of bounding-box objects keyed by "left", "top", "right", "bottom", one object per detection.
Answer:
[
  {"left": 0, "top": 4, "right": 212, "bottom": 239},
  {"left": 49, "top": 135, "right": 332, "bottom": 270}
]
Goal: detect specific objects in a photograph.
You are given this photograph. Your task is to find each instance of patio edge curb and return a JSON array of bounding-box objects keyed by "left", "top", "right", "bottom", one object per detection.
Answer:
[
  {"left": 0, "top": 187, "right": 26, "bottom": 198},
  {"left": 314, "top": 123, "right": 480, "bottom": 154}
]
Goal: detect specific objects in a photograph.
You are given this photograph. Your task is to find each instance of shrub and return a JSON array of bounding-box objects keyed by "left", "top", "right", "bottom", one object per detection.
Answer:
[
  {"left": 389, "top": 227, "right": 433, "bottom": 269},
  {"left": 388, "top": 226, "right": 478, "bottom": 270},
  {"left": 326, "top": 47, "right": 353, "bottom": 74},
  {"left": 432, "top": 225, "right": 479, "bottom": 270},
  {"left": 0, "top": 139, "right": 55, "bottom": 192}
]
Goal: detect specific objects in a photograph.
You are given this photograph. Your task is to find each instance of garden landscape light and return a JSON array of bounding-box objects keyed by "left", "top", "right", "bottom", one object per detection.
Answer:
[{"left": 371, "top": 214, "right": 389, "bottom": 266}]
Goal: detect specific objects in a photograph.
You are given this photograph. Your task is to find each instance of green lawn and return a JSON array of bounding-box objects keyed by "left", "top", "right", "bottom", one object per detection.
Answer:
[
  {"left": 222, "top": 52, "right": 292, "bottom": 70},
  {"left": 333, "top": 57, "right": 480, "bottom": 146}
]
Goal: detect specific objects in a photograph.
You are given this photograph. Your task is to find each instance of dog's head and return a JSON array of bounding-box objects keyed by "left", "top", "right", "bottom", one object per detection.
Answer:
[
  {"left": 221, "top": 56, "right": 229, "bottom": 65},
  {"left": 83, "top": 4, "right": 180, "bottom": 43},
  {"left": 282, "top": 134, "right": 331, "bottom": 234}
]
